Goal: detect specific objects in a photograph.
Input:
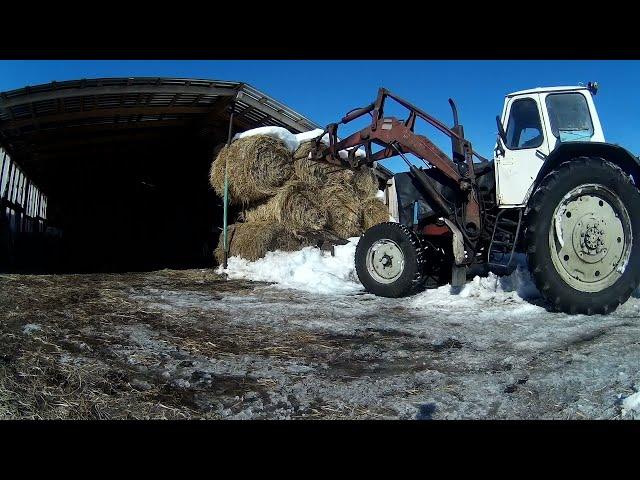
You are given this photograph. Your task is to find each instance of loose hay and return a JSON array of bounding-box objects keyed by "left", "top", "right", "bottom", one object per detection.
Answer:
[
  {"left": 361, "top": 196, "right": 390, "bottom": 230},
  {"left": 319, "top": 183, "right": 363, "bottom": 239},
  {"left": 215, "top": 222, "right": 308, "bottom": 263},
  {"left": 243, "top": 180, "right": 327, "bottom": 231},
  {"left": 210, "top": 136, "right": 293, "bottom": 204}
]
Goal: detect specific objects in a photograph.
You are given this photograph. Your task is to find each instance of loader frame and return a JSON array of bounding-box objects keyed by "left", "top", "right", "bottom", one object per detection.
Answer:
[{"left": 310, "top": 88, "right": 491, "bottom": 264}]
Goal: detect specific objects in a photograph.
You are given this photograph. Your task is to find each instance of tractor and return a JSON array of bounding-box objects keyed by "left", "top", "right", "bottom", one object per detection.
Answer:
[{"left": 309, "top": 83, "right": 640, "bottom": 315}]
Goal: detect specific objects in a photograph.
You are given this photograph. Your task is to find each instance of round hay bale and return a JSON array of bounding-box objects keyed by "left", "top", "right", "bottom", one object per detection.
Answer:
[
  {"left": 293, "top": 141, "right": 356, "bottom": 189},
  {"left": 215, "top": 222, "right": 307, "bottom": 263},
  {"left": 319, "top": 183, "right": 363, "bottom": 239},
  {"left": 361, "top": 196, "right": 390, "bottom": 230},
  {"left": 209, "top": 146, "right": 226, "bottom": 192},
  {"left": 352, "top": 166, "right": 379, "bottom": 197},
  {"left": 209, "top": 135, "right": 293, "bottom": 204},
  {"left": 244, "top": 180, "right": 327, "bottom": 230},
  {"left": 293, "top": 141, "right": 316, "bottom": 163}
]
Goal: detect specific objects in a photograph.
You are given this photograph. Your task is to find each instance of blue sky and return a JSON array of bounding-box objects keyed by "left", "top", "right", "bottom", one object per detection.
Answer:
[{"left": 1, "top": 60, "right": 639, "bottom": 172}]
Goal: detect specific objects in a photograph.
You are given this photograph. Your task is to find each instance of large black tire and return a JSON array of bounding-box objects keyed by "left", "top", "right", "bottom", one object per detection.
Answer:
[
  {"left": 355, "top": 222, "right": 426, "bottom": 297},
  {"left": 525, "top": 157, "right": 640, "bottom": 315}
]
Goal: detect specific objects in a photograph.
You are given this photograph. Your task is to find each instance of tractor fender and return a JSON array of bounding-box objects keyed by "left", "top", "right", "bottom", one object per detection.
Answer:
[{"left": 525, "top": 142, "right": 640, "bottom": 208}]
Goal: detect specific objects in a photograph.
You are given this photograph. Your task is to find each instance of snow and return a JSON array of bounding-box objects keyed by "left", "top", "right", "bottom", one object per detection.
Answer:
[
  {"left": 233, "top": 126, "right": 301, "bottom": 151},
  {"left": 22, "top": 323, "right": 42, "bottom": 335},
  {"left": 218, "top": 237, "right": 543, "bottom": 315},
  {"left": 294, "top": 128, "right": 329, "bottom": 144},
  {"left": 621, "top": 389, "right": 640, "bottom": 417},
  {"left": 554, "top": 204, "right": 566, "bottom": 248},
  {"left": 554, "top": 188, "right": 584, "bottom": 249},
  {"left": 232, "top": 126, "right": 366, "bottom": 158},
  {"left": 337, "top": 148, "right": 367, "bottom": 159},
  {"left": 408, "top": 266, "right": 542, "bottom": 322},
  {"left": 122, "top": 268, "right": 640, "bottom": 419},
  {"left": 217, "top": 238, "right": 363, "bottom": 295}
]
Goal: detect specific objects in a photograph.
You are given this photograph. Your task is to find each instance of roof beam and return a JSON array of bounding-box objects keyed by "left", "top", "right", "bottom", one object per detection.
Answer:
[
  {"left": 0, "top": 84, "right": 236, "bottom": 109},
  {"left": 7, "top": 118, "right": 194, "bottom": 145},
  {"left": 23, "top": 129, "right": 190, "bottom": 155},
  {"left": 2, "top": 105, "right": 213, "bottom": 130}
]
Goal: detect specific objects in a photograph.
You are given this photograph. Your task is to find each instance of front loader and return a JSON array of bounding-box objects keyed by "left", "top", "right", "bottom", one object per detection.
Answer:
[{"left": 309, "top": 83, "right": 640, "bottom": 315}]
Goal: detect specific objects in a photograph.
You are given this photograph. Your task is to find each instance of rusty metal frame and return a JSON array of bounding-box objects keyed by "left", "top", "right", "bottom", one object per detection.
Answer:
[{"left": 310, "top": 88, "right": 485, "bottom": 255}]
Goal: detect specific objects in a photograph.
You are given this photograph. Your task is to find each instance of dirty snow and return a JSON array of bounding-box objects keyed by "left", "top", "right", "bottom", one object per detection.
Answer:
[
  {"left": 22, "top": 324, "right": 42, "bottom": 335},
  {"left": 3, "top": 266, "right": 640, "bottom": 419},
  {"left": 621, "top": 390, "right": 640, "bottom": 417},
  {"left": 128, "top": 268, "right": 640, "bottom": 419}
]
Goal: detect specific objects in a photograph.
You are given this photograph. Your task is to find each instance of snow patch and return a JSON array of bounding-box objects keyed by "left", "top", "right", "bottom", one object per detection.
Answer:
[
  {"left": 22, "top": 323, "right": 42, "bottom": 335},
  {"left": 554, "top": 204, "right": 566, "bottom": 248},
  {"left": 337, "top": 148, "right": 367, "bottom": 159},
  {"left": 621, "top": 389, "right": 640, "bottom": 417},
  {"left": 294, "top": 128, "right": 329, "bottom": 145},
  {"left": 232, "top": 126, "right": 365, "bottom": 158},
  {"left": 233, "top": 126, "right": 300, "bottom": 151},
  {"left": 410, "top": 266, "right": 541, "bottom": 314},
  {"left": 217, "top": 238, "right": 363, "bottom": 295}
]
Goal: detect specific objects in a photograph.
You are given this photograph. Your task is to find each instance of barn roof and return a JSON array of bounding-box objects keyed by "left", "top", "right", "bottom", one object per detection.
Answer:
[{"left": 0, "top": 77, "right": 320, "bottom": 160}]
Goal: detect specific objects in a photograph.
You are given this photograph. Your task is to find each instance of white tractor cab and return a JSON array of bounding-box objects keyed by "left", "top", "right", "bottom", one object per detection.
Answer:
[{"left": 495, "top": 83, "right": 610, "bottom": 206}]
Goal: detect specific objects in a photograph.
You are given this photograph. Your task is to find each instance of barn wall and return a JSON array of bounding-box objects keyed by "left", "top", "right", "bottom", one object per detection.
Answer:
[{"left": 0, "top": 148, "right": 57, "bottom": 271}]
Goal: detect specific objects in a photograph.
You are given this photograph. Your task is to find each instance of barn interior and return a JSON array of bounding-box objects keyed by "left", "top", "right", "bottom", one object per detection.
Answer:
[{"left": 0, "top": 78, "right": 319, "bottom": 272}]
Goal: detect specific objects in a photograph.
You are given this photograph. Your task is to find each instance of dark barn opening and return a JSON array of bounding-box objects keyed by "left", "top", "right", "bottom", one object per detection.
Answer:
[{"left": 0, "top": 78, "right": 319, "bottom": 272}]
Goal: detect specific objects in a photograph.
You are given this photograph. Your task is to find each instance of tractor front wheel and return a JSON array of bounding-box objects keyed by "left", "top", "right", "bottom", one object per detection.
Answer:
[{"left": 355, "top": 222, "right": 426, "bottom": 297}]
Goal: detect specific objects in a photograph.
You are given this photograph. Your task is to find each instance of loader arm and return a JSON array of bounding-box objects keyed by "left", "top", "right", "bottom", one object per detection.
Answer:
[{"left": 310, "top": 88, "right": 485, "bottom": 256}]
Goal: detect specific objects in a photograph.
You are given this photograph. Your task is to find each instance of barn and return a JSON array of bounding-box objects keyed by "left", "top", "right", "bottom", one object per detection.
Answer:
[{"left": 0, "top": 77, "right": 324, "bottom": 272}]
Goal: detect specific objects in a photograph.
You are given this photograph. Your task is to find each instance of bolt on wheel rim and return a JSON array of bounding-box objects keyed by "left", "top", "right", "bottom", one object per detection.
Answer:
[
  {"left": 366, "top": 239, "right": 405, "bottom": 284},
  {"left": 549, "top": 183, "right": 632, "bottom": 293}
]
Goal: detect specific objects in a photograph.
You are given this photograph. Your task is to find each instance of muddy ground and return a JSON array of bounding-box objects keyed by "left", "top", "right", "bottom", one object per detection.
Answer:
[{"left": 0, "top": 269, "right": 639, "bottom": 419}]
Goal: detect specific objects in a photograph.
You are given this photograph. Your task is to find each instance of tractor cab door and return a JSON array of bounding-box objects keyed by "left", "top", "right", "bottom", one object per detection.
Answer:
[{"left": 494, "top": 94, "right": 551, "bottom": 207}]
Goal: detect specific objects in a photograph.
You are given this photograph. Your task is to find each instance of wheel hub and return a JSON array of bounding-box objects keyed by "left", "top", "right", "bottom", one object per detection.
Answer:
[
  {"left": 572, "top": 215, "right": 609, "bottom": 263},
  {"left": 366, "top": 239, "right": 405, "bottom": 284},
  {"left": 550, "top": 185, "right": 631, "bottom": 292},
  {"left": 583, "top": 223, "right": 604, "bottom": 252}
]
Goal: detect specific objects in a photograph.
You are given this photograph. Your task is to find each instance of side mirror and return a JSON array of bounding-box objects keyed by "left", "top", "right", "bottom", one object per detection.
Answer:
[
  {"left": 496, "top": 115, "right": 507, "bottom": 144},
  {"left": 495, "top": 115, "right": 507, "bottom": 156}
]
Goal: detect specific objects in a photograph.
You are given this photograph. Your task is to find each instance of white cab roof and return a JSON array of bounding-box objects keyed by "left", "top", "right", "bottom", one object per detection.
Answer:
[{"left": 506, "top": 85, "right": 590, "bottom": 98}]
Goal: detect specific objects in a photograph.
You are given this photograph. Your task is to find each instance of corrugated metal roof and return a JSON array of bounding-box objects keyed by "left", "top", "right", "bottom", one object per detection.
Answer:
[
  {"left": 0, "top": 77, "right": 394, "bottom": 182},
  {"left": 0, "top": 77, "right": 320, "bottom": 139}
]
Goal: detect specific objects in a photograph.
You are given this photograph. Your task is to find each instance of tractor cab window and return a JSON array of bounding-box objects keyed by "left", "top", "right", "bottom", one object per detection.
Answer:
[
  {"left": 545, "top": 92, "right": 594, "bottom": 142},
  {"left": 505, "top": 98, "right": 544, "bottom": 150}
]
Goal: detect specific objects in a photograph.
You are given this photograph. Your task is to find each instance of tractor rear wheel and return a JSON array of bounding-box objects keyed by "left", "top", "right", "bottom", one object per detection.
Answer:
[
  {"left": 355, "top": 222, "right": 426, "bottom": 297},
  {"left": 525, "top": 157, "right": 640, "bottom": 315}
]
